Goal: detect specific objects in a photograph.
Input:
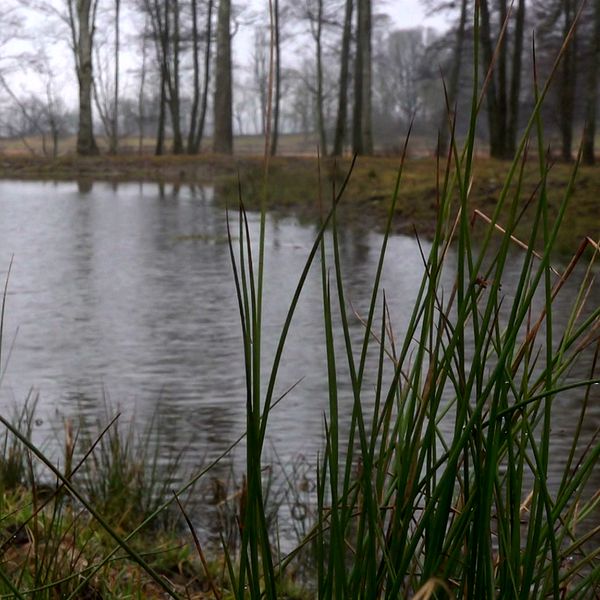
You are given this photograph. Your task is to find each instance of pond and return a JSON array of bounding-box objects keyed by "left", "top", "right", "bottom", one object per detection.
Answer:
[{"left": 0, "top": 179, "right": 597, "bottom": 501}]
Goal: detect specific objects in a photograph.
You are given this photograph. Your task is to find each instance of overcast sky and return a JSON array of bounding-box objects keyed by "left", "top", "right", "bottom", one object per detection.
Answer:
[
  {"left": 3, "top": 0, "right": 452, "bottom": 110},
  {"left": 234, "top": 0, "right": 451, "bottom": 70},
  {"left": 387, "top": 0, "right": 450, "bottom": 29}
]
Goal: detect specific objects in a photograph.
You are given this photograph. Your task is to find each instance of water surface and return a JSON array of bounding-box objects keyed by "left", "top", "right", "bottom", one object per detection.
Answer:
[{"left": 0, "top": 179, "right": 597, "bottom": 497}]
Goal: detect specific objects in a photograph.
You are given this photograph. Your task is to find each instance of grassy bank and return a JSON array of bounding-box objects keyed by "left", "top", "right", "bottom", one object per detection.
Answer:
[
  {"left": 0, "top": 411, "right": 209, "bottom": 599},
  {"left": 0, "top": 402, "right": 310, "bottom": 599},
  {"left": 0, "top": 152, "right": 597, "bottom": 252}
]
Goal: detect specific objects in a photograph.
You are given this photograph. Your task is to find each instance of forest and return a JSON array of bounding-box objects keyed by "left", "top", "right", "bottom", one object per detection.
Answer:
[{"left": 0, "top": 0, "right": 597, "bottom": 163}]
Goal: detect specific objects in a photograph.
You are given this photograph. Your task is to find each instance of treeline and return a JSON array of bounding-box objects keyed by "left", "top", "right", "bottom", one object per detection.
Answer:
[{"left": 0, "top": 0, "right": 598, "bottom": 163}]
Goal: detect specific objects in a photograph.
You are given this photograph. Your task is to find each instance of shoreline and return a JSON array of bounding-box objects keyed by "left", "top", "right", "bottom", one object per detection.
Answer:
[{"left": 0, "top": 152, "right": 596, "bottom": 252}]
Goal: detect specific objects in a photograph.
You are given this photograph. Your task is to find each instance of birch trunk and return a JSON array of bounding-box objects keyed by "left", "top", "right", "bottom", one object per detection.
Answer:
[{"left": 70, "top": 0, "right": 99, "bottom": 156}]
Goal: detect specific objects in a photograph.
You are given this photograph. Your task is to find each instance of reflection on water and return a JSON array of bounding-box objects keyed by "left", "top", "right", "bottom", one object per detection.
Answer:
[{"left": 0, "top": 180, "right": 597, "bottom": 496}]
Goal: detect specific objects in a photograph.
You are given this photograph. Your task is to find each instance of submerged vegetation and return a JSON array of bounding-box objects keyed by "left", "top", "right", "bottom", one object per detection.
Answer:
[{"left": 0, "top": 11, "right": 599, "bottom": 600}]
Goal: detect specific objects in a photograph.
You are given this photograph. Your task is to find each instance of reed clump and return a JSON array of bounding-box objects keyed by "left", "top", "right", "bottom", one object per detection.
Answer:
[
  {"left": 224, "top": 146, "right": 599, "bottom": 597},
  {"left": 222, "top": 6, "right": 599, "bottom": 598}
]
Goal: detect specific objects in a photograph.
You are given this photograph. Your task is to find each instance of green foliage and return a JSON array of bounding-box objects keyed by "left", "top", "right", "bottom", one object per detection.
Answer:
[
  {"left": 0, "top": 410, "right": 212, "bottom": 599},
  {"left": 74, "top": 408, "right": 187, "bottom": 533},
  {"left": 224, "top": 8, "right": 600, "bottom": 597},
  {"left": 0, "top": 395, "right": 37, "bottom": 494}
]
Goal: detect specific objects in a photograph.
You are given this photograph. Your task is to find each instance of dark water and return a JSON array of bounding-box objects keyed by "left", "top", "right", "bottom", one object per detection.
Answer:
[{"left": 0, "top": 179, "right": 597, "bottom": 497}]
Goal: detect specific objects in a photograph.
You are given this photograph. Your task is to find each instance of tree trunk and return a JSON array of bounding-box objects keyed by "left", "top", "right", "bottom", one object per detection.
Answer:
[
  {"left": 187, "top": 0, "right": 201, "bottom": 153},
  {"left": 352, "top": 0, "right": 364, "bottom": 154},
  {"left": 315, "top": 0, "right": 327, "bottom": 154},
  {"left": 361, "top": 0, "right": 372, "bottom": 154},
  {"left": 168, "top": 0, "right": 183, "bottom": 154},
  {"left": 582, "top": 0, "right": 600, "bottom": 164},
  {"left": 109, "top": 0, "right": 120, "bottom": 155},
  {"left": 497, "top": 0, "right": 508, "bottom": 154},
  {"left": 155, "top": 65, "right": 167, "bottom": 155},
  {"left": 71, "top": 0, "right": 99, "bottom": 156},
  {"left": 213, "top": 0, "right": 233, "bottom": 153},
  {"left": 187, "top": 0, "right": 200, "bottom": 154},
  {"left": 332, "top": 0, "right": 353, "bottom": 156},
  {"left": 437, "top": 0, "right": 468, "bottom": 157},
  {"left": 194, "top": 0, "right": 213, "bottom": 152},
  {"left": 270, "top": 0, "right": 281, "bottom": 156},
  {"left": 352, "top": 0, "right": 372, "bottom": 155},
  {"left": 145, "top": 0, "right": 167, "bottom": 155},
  {"left": 479, "top": 0, "right": 505, "bottom": 158},
  {"left": 254, "top": 29, "right": 268, "bottom": 135},
  {"left": 560, "top": 0, "right": 577, "bottom": 162},
  {"left": 506, "top": 0, "right": 525, "bottom": 156},
  {"left": 51, "top": 123, "right": 59, "bottom": 159},
  {"left": 138, "top": 16, "right": 149, "bottom": 155}
]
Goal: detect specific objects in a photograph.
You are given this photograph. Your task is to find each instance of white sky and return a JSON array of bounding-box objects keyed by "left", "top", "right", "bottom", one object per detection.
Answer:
[
  {"left": 2, "top": 0, "right": 452, "bottom": 111},
  {"left": 386, "top": 0, "right": 450, "bottom": 30},
  {"left": 234, "top": 0, "right": 451, "bottom": 73}
]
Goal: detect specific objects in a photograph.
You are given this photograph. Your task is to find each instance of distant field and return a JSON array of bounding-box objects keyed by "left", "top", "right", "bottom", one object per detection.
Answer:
[
  {"left": 0, "top": 131, "right": 443, "bottom": 158},
  {"left": 1, "top": 131, "right": 596, "bottom": 159},
  {"left": 0, "top": 132, "right": 324, "bottom": 156}
]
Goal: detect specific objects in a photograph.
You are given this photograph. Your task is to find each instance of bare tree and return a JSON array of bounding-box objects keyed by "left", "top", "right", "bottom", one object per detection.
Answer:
[
  {"left": 437, "top": 0, "right": 469, "bottom": 156},
  {"left": 381, "top": 30, "right": 427, "bottom": 122},
  {"left": 112, "top": 0, "right": 120, "bottom": 154},
  {"left": 290, "top": 0, "right": 340, "bottom": 152},
  {"left": 270, "top": 0, "right": 281, "bottom": 155},
  {"left": 332, "top": 0, "right": 352, "bottom": 156},
  {"left": 558, "top": 0, "right": 578, "bottom": 161},
  {"left": 93, "top": 0, "right": 121, "bottom": 154},
  {"left": 296, "top": 0, "right": 329, "bottom": 153},
  {"left": 137, "top": 13, "right": 150, "bottom": 154},
  {"left": 314, "top": 0, "right": 327, "bottom": 153},
  {"left": 360, "top": 0, "right": 372, "bottom": 153},
  {"left": 582, "top": 0, "right": 600, "bottom": 164},
  {"left": 67, "top": 0, "right": 100, "bottom": 155},
  {"left": 142, "top": 0, "right": 185, "bottom": 154},
  {"left": 478, "top": 0, "right": 526, "bottom": 159},
  {"left": 187, "top": 0, "right": 213, "bottom": 153},
  {"left": 533, "top": 0, "right": 581, "bottom": 161},
  {"left": 148, "top": 0, "right": 168, "bottom": 156},
  {"left": 0, "top": 55, "right": 69, "bottom": 158},
  {"left": 0, "top": 74, "right": 43, "bottom": 154},
  {"left": 353, "top": 0, "right": 373, "bottom": 154},
  {"left": 37, "top": 52, "right": 69, "bottom": 157},
  {"left": 169, "top": 0, "right": 183, "bottom": 153},
  {"left": 196, "top": 0, "right": 214, "bottom": 151},
  {"left": 252, "top": 25, "right": 269, "bottom": 135},
  {"left": 195, "top": 0, "right": 214, "bottom": 152},
  {"left": 507, "top": 0, "right": 525, "bottom": 156}
]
